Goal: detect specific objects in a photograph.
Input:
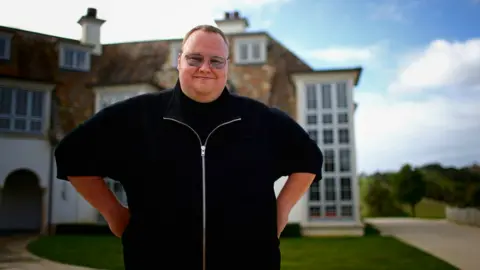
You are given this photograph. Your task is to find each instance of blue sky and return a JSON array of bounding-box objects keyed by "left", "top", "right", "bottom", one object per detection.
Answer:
[{"left": 2, "top": 0, "right": 480, "bottom": 174}]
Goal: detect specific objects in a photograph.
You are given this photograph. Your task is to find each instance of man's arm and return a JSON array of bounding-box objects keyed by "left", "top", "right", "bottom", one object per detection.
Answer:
[
  {"left": 276, "top": 172, "right": 316, "bottom": 237},
  {"left": 68, "top": 176, "right": 124, "bottom": 219}
]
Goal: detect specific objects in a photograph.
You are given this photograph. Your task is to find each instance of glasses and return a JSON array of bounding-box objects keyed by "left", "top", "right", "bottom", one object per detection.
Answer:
[{"left": 182, "top": 53, "right": 228, "bottom": 69}]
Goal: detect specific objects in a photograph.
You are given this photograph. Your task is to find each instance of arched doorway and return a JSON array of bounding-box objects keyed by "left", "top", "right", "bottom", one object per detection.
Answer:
[{"left": 0, "top": 169, "right": 43, "bottom": 233}]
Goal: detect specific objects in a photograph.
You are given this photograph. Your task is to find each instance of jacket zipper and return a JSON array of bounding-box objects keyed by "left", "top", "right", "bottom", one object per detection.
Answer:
[{"left": 163, "top": 117, "right": 242, "bottom": 270}]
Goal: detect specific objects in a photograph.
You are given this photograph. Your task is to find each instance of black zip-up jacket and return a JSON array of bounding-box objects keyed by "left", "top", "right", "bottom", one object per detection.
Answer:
[{"left": 54, "top": 81, "right": 324, "bottom": 270}]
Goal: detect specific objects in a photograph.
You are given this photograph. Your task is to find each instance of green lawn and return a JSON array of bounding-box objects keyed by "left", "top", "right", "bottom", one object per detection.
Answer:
[
  {"left": 28, "top": 232, "right": 457, "bottom": 270},
  {"left": 403, "top": 199, "right": 446, "bottom": 219}
]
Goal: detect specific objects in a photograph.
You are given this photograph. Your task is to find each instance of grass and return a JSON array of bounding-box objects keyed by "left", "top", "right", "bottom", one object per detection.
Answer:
[
  {"left": 402, "top": 199, "right": 446, "bottom": 219},
  {"left": 28, "top": 230, "right": 458, "bottom": 270}
]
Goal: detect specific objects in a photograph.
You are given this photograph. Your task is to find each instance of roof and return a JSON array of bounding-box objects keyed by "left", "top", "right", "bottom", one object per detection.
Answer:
[{"left": 290, "top": 67, "right": 363, "bottom": 86}]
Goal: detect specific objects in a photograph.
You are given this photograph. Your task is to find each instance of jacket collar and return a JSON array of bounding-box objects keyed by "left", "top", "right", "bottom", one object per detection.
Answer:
[{"left": 163, "top": 79, "right": 240, "bottom": 123}]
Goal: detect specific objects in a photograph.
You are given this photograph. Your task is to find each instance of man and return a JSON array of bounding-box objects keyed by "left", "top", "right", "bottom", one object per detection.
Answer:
[{"left": 54, "top": 25, "right": 323, "bottom": 270}]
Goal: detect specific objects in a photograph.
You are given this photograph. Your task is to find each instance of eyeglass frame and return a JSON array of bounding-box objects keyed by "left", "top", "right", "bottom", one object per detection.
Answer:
[{"left": 178, "top": 51, "right": 229, "bottom": 70}]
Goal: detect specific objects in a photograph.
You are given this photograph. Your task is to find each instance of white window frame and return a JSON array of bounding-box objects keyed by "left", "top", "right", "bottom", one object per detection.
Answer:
[
  {"left": 0, "top": 32, "right": 12, "bottom": 60},
  {"left": 0, "top": 79, "right": 53, "bottom": 136},
  {"left": 58, "top": 43, "right": 91, "bottom": 71},
  {"left": 234, "top": 36, "right": 267, "bottom": 64}
]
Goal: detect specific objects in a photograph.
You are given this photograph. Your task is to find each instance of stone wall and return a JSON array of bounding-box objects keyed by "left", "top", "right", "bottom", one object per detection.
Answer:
[{"left": 446, "top": 206, "right": 480, "bottom": 227}]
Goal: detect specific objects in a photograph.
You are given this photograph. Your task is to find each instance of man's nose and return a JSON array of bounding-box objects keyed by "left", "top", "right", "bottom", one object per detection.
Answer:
[{"left": 199, "top": 59, "right": 211, "bottom": 71}]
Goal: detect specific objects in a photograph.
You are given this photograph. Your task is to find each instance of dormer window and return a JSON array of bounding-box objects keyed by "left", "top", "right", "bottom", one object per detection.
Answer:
[
  {"left": 234, "top": 36, "right": 267, "bottom": 64},
  {"left": 0, "top": 32, "right": 12, "bottom": 60},
  {"left": 59, "top": 43, "right": 91, "bottom": 71}
]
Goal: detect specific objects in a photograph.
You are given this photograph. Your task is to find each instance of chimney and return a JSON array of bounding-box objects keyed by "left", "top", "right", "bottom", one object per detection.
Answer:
[
  {"left": 214, "top": 10, "right": 249, "bottom": 34},
  {"left": 78, "top": 8, "right": 106, "bottom": 55}
]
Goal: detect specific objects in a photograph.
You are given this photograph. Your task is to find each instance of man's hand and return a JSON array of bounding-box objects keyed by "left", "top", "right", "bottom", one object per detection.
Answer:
[{"left": 104, "top": 204, "right": 130, "bottom": 238}]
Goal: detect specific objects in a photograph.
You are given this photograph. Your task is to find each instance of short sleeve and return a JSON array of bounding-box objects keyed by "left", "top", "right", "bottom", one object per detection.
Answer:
[
  {"left": 269, "top": 107, "right": 324, "bottom": 182},
  {"left": 54, "top": 101, "right": 130, "bottom": 181}
]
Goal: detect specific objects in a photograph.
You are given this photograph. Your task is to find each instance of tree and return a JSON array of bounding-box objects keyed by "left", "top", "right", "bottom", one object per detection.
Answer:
[{"left": 393, "top": 164, "right": 427, "bottom": 217}]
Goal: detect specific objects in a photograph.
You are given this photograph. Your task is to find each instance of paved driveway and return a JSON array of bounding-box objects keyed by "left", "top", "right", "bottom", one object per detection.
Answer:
[
  {"left": 0, "top": 235, "right": 96, "bottom": 270},
  {"left": 365, "top": 218, "right": 480, "bottom": 270}
]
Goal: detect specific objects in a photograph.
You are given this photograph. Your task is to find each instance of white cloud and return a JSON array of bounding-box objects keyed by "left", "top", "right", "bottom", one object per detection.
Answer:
[
  {"left": 369, "top": 0, "right": 419, "bottom": 23},
  {"left": 356, "top": 38, "right": 480, "bottom": 173},
  {"left": 389, "top": 39, "right": 480, "bottom": 94},
  {"left": 0, "top": 0, "right": 288, "bottom": 43},
  {"left": 307, "top": 42, "right": 387, "bottom": 63}
]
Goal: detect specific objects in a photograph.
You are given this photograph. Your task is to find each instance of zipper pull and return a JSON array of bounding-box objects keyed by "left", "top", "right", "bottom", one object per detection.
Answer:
[{"left": 201, "top": 146, "right": 206, "bottom": 157}]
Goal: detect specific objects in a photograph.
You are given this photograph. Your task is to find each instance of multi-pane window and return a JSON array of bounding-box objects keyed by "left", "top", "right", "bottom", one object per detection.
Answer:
[
  {"left": 338, "top": 113, "right": 348, "bottom": 124},
  {"left": 235, "top": 39, "right": 265, "bottom": 63},
  {"left": 307, "top": 114, "right": 317, "bottom": 125},
  {"left": 324, "top": 149, "right": 335, "bottom": 172},
  {"left": 340, "top": 177, "right": 352, "bottom": 201},
  {"left": 339, "top": 149, "right": 351, "bottom": 172},
  {"left": 0, "top": 87, "right": 45, "bottom": 133},
  {"left": 60, "top": 46, "right": 90, "bottom": 71},
  {"left": 306, "top": 84, "right": 317, "bottom": 109},
  {"left": 323, "top": 129, "right": 333, "bottom": 144},
  {"left": 322, "top": 113, "right": 332, "bottom": 124},
  {"left": 309, "top": 181, "right": 321, "bottom": 202},
  {"left": 321, "top": 84, "right": 332, "bottom": 109},
  {"left": 341, "top": 205, "right": 353, "bottom": 217},
  {"left": 324, "top": 177, "right": 336, "bottom": 202},
  {"left": 337, "top": 82, "right": 347, "bottom": 108},
  {"left": 338, "top": 129, "right": 349, "bottom": 144}
]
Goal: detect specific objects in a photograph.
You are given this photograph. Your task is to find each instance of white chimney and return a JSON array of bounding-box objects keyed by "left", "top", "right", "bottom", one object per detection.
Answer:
[
  {"left": 214, "top": 11, "right": 249, "bottom": 34},
  {"left": 78, "top": 8, "right": 105, "bottom": 55}
]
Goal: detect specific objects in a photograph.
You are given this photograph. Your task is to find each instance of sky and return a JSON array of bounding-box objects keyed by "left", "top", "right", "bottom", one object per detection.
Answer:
[{"left": 2, "top": 0, "right": 480, "bottom": 174}]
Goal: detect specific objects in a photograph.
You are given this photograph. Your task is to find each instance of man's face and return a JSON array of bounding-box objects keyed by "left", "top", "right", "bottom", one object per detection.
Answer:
[{"left": 177, "top": 30, "right": 229, "bottom": 102}]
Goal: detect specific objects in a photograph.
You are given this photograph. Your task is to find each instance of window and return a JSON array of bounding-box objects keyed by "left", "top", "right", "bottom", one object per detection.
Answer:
[
  {"left": 59, "top": 44, "right": 90, "bottom": 71},
  {"left": 338, "top": 129, "right": 349, "bottom": 144},
  {"left": 325, "top": 177, "right": 336, "bottom": 202},
  {"left": 0, "top": 87, "right": 45, "bottom": 133},
  {"left": 307, "top": 129, "right": 318, "bottom": 144},
  {"left": 340, "top": 177, "right": 352, "bottom": 201},
  {"left": 324, "top": 149, "right": 335, "bottom": 172},
  {"left": 322, "top": 114, "right": 332, "bottom": 124},
  {"left": 338, "top": 113, "right": 348, "bottom": 124},
  {"left": 325, "top": 205, "right": 337, "bottom": 217},
  {"left": 305, "top": 84, "right": 317, "bottom": 109},
  {"left": 170, "top": 42, "right": 182, "bottom": 67},
  {"left": 234, "top": 37, "right": 266, "bottom": 64},
  {"left": 307, "top": 114, "right": 317, "bottom": 125},
  {"left": 0, "top": 33, "right": 12, "bottom": 60},
  {"left": 309, "top": 181, "right": 321, "bottom": 201},
  {"left": 321, "top": 84, "right": 332, "bottom": 109},
  {"left": 309, "top": 206, "right": 322, "bottom": 218},
  {"left": 341, "top": 205, "right": 353, "bottom": 217},
  {"left": 336, "top": 82, "right": 348, "bottom": 108},
  {"left": 339, "top": 149, "right": 351, "bottom": 172},
  {"left": 323, "top": 129, "right": 333, "bottom": 144}
]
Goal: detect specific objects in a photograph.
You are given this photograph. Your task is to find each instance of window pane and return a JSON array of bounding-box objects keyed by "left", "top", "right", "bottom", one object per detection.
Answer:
[
  {"left": 322, "top": 114, "right": 332, "bottom": 124},
  {"left": 309, "top": 206, "right": 322, "bottom": 218},
  {"left": 338, "top": 129, "right": 349, "bottom": 144},
  {"left": 337, "top": 82, "right": 347, "bottom": 108},
  {"left": 309, "top": 181, "right": 320, "bottom": 201},
  {"left": 240, "top": 44, "right": 248, "bottom": 60},
  {"left": 15, "top": 89, "right": 28, "bottom": 116},
  {"left": 307, "top": 114, "right": 317, "bottom": 124},
  {"left": 0, "top": 87, "right": 12, "bottom": 114},
  {"left": 30, "top": 120, "right": 42, "bottom": 132},
  {"left": 306, "top": 84, "right": 317, "bottom": 109},
  {"left": 339, "top": 149, "right": 351, "bottom": 172},
  {"left": 321, "top": 84, "right": 332, "bottom": 109},
  {"left": 0, "top": 117, "right": 10, "bottom": 129},
  {"left": 341, "top": 205, "right": 353, "bottom": 217},
  {"left": 323, "top": 129, "right": 333, "bottom": 144},
  {"left": 0, "top": 38, "right": 5, "bottom": 57},
  {"left": 31, "top": 91, "right": 44, "bottom": 117},
  {"left": 64, "top": 49, "right": 74, "bottom": 66},
  {"left": 325, "top": 205, "right": 337, "bottom": 217},
  {"left": 340, "top": 177, "right": 352, "bottom": 200},
  {"left": 324, "top": 149, "right": 335, "bottom": 172},
  {"left": 252, "top": 43, "right": 260, "bottom": 59},
  {"left": 338, "top": 113, "right": 348, "bottom": 123},
  {"left": 14, "top": 119, "right": 26, "bottom": 130},
  {"left": 325, "top": 177, "right": 336, "bottom": 201},
  {"left": 76, "top": 51, "right": 86, "bottom": 68}
]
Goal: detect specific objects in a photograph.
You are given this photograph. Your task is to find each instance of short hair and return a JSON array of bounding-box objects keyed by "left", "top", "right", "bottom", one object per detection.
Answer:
[{"left": 181, "top": 25, "right": 229, "bottom": 53}]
